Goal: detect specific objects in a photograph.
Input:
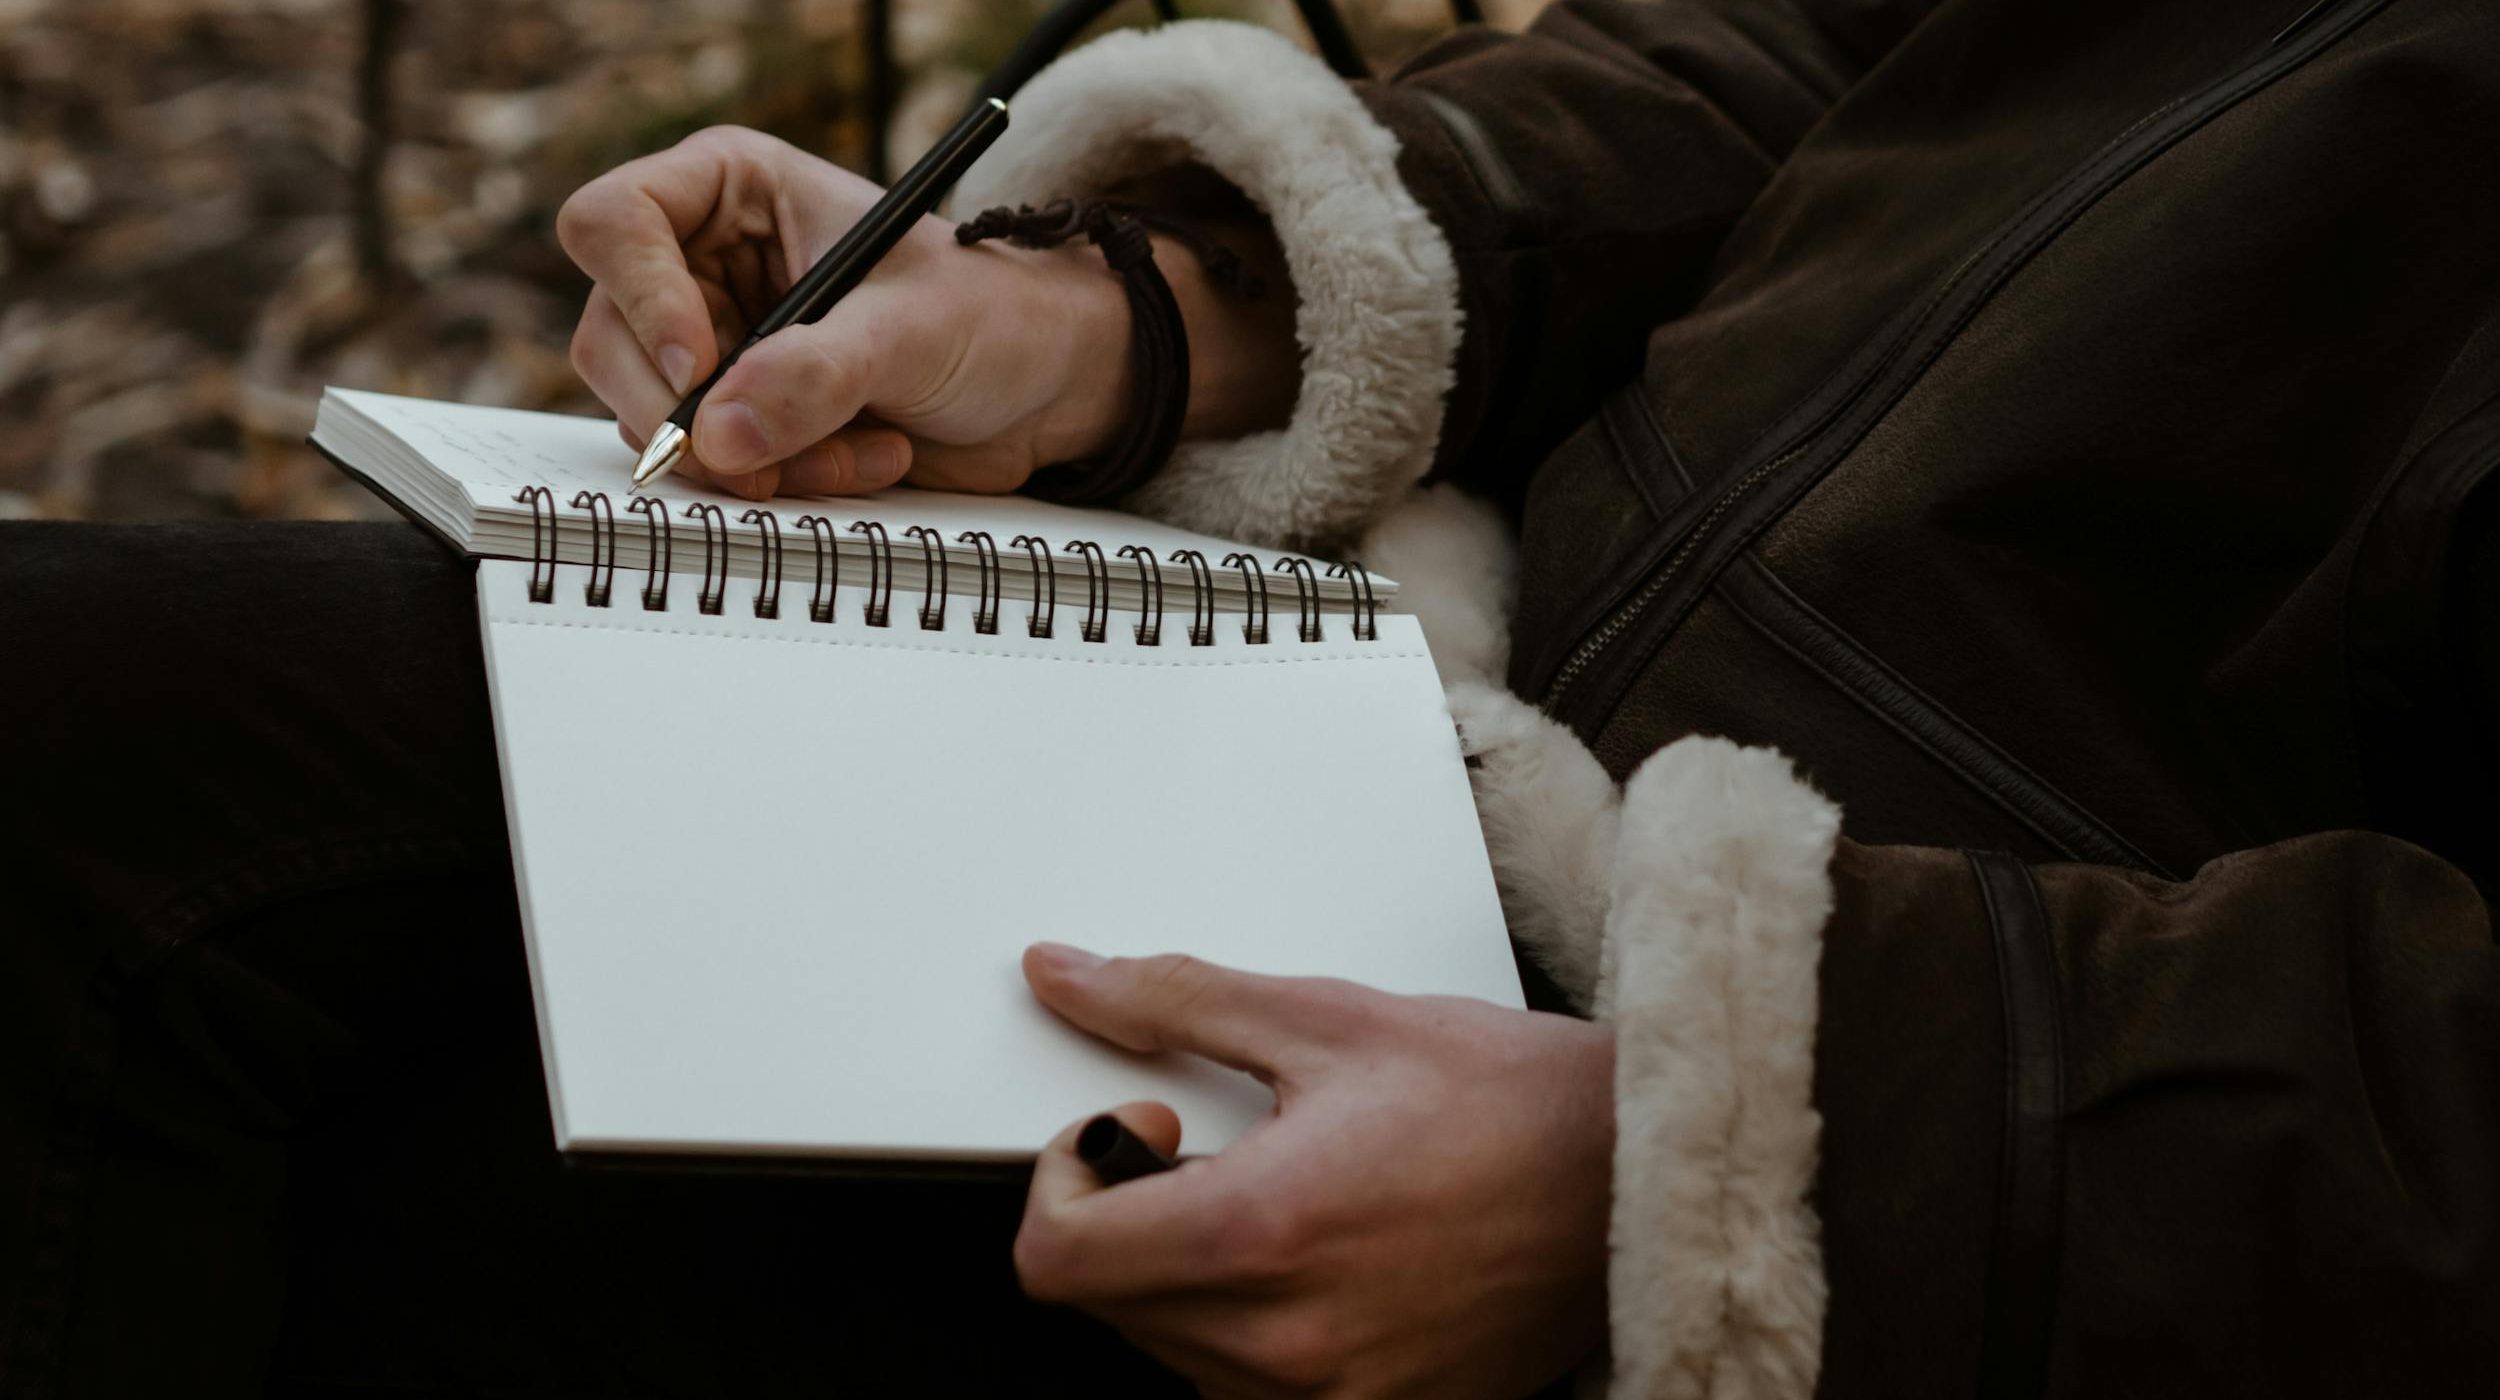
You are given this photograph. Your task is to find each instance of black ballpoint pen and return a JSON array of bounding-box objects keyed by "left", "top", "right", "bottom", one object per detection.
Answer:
[
  {"left": 629, "top": 96, "right": 1011, "bottom": 490},
  {"left": 1077, "top": 1112, "right": 1178, "bottom": 1186}
]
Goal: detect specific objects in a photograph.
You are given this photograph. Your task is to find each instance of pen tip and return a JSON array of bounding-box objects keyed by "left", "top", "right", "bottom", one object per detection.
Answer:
[{"left": 629, "top": 421, "right": 687, "bottom": 491}]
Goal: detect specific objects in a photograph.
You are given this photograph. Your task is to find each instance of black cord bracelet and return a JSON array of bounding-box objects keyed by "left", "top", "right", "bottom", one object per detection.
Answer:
[{"left": 956, "top": 200, "right": 1261, "bottom": 506}]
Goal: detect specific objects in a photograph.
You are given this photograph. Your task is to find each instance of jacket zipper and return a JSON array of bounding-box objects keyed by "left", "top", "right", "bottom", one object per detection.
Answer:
[
  {"left": 1542, "top": 0, "right": 2394, "bottom": 720},
  {"left": 1622, "top": 395, "right": 2173, "bottom": 871}
]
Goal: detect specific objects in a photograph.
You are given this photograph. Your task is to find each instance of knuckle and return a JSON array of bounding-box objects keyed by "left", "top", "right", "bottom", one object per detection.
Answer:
[
  {"left": 794, "top": 336, "right": 854, "bottom": 395},
  {"left": 1010, "top": 1224, "right": 1074, "bottom": 1302},
  {"left": 682, "top": 124, "right": 784, "bottom": 172},
  {"left": 553, "top": 182, "right": 617, "bottom": 257},
  {"left": 1306, "top": 979, "right": 1392, "bottom": 1041},
  {"left": 1241, "top": 1310, "right": 1345, "bottom": 1392},
  {"left": 567, "top": 315, "right": 602, "bottom": 378},
  {"left": 1137, "top": 953, "right": 1209, "bottom": 999},
  {"left": 1208, "top": 1189, "right": 1311, "bottom": 1284},
  {"left": 682, "top": 123, "right": 755, "bottom": 151},
  {"left": 1129, "top": 955, "right": 1218, "bottom": 1041},
  {"left": 813, "top": 437, "right": 859, "bottom": 491}
]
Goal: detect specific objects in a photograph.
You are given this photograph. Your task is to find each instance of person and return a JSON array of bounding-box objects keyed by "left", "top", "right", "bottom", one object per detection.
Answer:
[{"left": 6, "top": 1, "right": 2496, "bottom": 1396}]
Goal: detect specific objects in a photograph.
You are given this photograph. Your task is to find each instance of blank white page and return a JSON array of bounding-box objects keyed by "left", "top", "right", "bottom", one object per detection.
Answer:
[{"left": 475, "top": 558, "right": 1518, "bottom": 1161}]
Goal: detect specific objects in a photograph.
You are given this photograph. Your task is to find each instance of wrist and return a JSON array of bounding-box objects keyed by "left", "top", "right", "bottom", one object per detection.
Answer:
[
  {"left": 1022, "top": 229, "right": 1299, "bottom": 470},
  {"left": 1026, "top": 247, "right": 1137, "bottom": 466}
]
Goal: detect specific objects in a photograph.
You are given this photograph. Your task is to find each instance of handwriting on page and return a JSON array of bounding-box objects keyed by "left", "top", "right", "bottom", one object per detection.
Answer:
[
  {"left": 362, "top": 394, "right": 822, "bottom": 509},
  {"left": 381, "top": 406, "right": 631, "bottom": 492}
]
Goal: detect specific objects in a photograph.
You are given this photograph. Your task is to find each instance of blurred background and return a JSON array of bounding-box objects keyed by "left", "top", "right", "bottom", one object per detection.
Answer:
[{"left": 0, "top": 0, "right": 1544, "bottom": 524}]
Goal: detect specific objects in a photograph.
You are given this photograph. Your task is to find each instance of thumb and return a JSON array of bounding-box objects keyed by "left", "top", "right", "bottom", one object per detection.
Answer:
[
  {"left": 1026, "top": 1099, "right": 1184, "bottom": 1214},
  {"left": 691, "top": 295, "right": 919, "bottom": 481},
  {"left": 1023, "top": 944, "right": 1357, "bottom": 1086}
]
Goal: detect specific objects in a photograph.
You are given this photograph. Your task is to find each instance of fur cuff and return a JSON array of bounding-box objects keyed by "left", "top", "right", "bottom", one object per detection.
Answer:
[
  {"left": 1360, "top": 484, "right": 1516, "bottom": 687},
  {"left": 1604, "top": 739, "right": 1839, "bottom": 1400},
  {"left": 953, "top": 21, "right": 1463, "bottom": 551},
  {"left": 1450, "top": 680, "right": 1617, "bottom": 1005}
]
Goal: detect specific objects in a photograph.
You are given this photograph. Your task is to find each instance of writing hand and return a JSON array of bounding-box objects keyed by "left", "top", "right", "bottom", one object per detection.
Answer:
[{"left": 555, "top": 127, "right": 1296, "bottom": 501}]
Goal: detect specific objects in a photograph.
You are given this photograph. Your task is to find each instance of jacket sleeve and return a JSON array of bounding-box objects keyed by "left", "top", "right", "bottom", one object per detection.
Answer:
[
  {"left": 953, "top": 3, "right": 1940, "bottom": 550},
  {"left": 1810, "top": 832, "right": 2498, "bottom": 1399},
  {"left": 1452, "top": 693, "right": 2499, "bottom": 1399}
]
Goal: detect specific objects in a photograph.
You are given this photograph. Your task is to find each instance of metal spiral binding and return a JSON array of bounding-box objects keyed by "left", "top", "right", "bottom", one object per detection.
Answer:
[
  {"left": 1010, "top": 534, "right": 1056, "bottom": 638},
  {"left": 505, "top": 494, "right": 1379, "bottom": 647},
  {"left": 569, "top": 491, "right": 617, "bottom": 607},
  {"left": 958, "top": 531, "right": 1002, "bottom": 635},
  {"left": 1116, "top": 545, "right": 1163, "bottom": 646},
  {"left": 1274, "top": 557, "right": 1322, "bottom": 642},
  {"left": 902, "top": 526, "right": 949, "bottom": 631},
  {"left": 740, "top": 508, "right": 783, "bottom": 620},
  {"left": 683, "top": 503, "right": 728, "bottom": 616},
  {"left": 625, "top": 496, "right": 672, "bottom": 610},
  {"left": 1221, "top": 552, "right": 1271, "bottom": 644},
  {"left": 1063, "top": 540, "right": 1110, "bottom": 643},
  {"left": 848, "top": 520, "right": 894, "bottom": 627},
  {"left": 1327, "top": 561, "right": 1378, "bottom": 641},
  {"left": 513, "top": 485, "right": 556, "bottom": 603},
  {"left": 1169, "top": 549, "right": 1215, "bottom": 646},
  {"left": 794, "top": 515, "right": 842, "bottom": 623}
]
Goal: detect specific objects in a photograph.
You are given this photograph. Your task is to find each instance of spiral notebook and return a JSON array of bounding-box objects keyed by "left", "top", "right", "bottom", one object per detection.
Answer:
[{"left": 315, "top": 389, "right": 1521, "bottom": 1165}]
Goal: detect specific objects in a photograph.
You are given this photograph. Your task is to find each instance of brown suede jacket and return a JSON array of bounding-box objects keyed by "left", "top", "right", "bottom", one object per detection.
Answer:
[
  {"left": 1358, "top": 1, "right": 2499, "bottom": 1394},
  {"left": 958, "top": 2, "right": 2499, "bottom": 1395}
]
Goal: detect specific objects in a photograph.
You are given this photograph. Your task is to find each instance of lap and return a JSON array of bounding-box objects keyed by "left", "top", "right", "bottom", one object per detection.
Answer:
[
  {"left": 0, "top": 520, "right": 508, "bottom": 947},
  {"left": 0, "top": 522, "right": 1177, "bottom": 1397}
]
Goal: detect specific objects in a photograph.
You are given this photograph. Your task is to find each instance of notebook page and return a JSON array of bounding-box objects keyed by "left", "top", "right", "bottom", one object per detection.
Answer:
[
  {"left": 326, "top": 388, "right": 1388, "bottom": 599},
  {"left": 475, "top": 558, "right": 1518, "bottom": 1159}
]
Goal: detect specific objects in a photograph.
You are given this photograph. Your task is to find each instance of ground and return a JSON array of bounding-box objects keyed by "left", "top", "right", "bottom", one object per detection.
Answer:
[{"left": 0, "top": 0, "right": 1520, "bottom": 523}]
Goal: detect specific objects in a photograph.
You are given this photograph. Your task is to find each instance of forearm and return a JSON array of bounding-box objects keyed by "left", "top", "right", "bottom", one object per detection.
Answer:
[
  {"left": 1459, "top": 681, "right": 2500, "bottom": 1396},
  {"left": 1815, "top": 831, "right": 2500, "bottom": 1394}
]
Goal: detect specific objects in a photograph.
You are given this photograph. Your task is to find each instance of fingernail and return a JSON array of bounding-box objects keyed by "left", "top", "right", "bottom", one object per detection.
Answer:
[
  {"left": 1031, "top": 942, "right": 1105, "bottom": 976},
  {"left": 660, "top": 344, "right": 697, "bottom": 395},
  {"left": 700, "top": 400, "right": 768, "bottom": 471}
]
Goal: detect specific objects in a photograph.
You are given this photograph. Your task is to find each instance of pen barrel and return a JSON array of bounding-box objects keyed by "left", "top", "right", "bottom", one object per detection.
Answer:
[
  {"left": 666, "top": 336, "right": 757, "bottom": 433},
  {"left": 755, "top": 97, "right": 1011, "bottom": 337},
  {"left": 1077, "top": 1113, "right": 1177, "bottom": 1186}
]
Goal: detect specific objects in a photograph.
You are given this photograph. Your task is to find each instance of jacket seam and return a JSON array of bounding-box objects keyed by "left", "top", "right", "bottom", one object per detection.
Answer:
[
  {"left": 1966, "top": 849, "right": 2066, "bottom": 1400},
  {"left": 1602, "top": 388, "right": 1675, "bottom": 520},
  {"left": 1409, "top": 90, "right": 1544, "bottom": 246},
  {"left": 2340, "top": 380, "right": 2500, "bottom": 828},
  {"left": 1714, "top": 1, "right": 2372, "bottom": 487},
  {"left": 1544, "top": 0, "right": 2396, "bottom": 728},
  {"left": 1716, "top": 555, "right": 2174, "bottom": 877},
  {"left": 1613, "top": 404, "right": 2171, "bottom": 877}
]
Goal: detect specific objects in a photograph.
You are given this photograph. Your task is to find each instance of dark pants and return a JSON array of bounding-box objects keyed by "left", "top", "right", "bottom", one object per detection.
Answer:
[{"left": 0, "top": 521, "right": 1186, "bottom": 1399}]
